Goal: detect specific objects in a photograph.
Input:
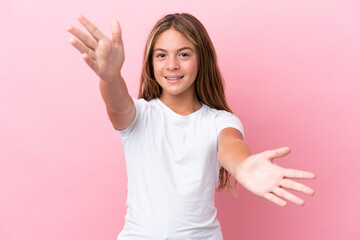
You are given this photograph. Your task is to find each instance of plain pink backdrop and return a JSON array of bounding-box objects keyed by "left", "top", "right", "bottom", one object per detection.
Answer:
[{"left": 1, "top": 0, "right": 359, "bottom": 239}]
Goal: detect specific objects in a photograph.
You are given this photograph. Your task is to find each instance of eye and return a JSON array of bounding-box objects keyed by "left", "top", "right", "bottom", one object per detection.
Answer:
[
  {"left": 156, "top": 53, "right": 165, "bottom": 58},
  {"left": 180, "top": 53, "right": 190, "bottom": 57}
]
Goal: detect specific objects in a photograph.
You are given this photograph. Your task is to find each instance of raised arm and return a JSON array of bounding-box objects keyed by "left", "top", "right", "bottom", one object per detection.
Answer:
[
  {"left": 217, "top": 127, "right": 316, "bottom": 207},
  {"left": 66, "top": 14, "right": 135, "bottom": 130}
]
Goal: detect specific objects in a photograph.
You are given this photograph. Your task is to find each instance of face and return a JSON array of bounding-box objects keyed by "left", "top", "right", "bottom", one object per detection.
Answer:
[{"left": 152, "top": 28, "right": 198, "bottom": 99}]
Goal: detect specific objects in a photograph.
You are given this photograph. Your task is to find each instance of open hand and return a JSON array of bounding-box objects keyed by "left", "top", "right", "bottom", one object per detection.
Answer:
[
  {"left": 66, "top": 14, "right": 124, "bottom": 82},
  {"left": 236, "top": 147, "right": 316, "bottom": 207}
]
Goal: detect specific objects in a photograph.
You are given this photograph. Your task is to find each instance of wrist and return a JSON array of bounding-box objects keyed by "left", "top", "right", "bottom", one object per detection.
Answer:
[
  {"left": 234, "top": 153, "right": 253, "bottom": 185},
  {"left": 100, "top": 73, "right": 122, "bottom": 84}
]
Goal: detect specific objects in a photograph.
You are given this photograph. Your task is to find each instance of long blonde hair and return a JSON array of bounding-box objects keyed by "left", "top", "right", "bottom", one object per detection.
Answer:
[{"left": 138, "top": 13, "right": 237, "bottom": 194}]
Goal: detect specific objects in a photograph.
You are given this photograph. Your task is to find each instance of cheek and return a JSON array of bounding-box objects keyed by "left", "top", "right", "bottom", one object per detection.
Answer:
[
  {"left": 152, "top": 62, "right": 164, "bottom": 83},
  {"left": 188, "top": 61, "right": 198, "bottom": 77},
  {"left": 152, "top": 62, "right": 161, "bottom": 76}
]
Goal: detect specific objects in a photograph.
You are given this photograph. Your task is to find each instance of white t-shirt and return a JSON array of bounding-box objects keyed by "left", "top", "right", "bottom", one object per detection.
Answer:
[{"left": 115, "top": 98, "right": 244, "bottom": 240}]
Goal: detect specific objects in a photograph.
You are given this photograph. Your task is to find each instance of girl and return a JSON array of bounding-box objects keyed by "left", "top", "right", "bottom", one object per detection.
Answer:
[{"left": 66, "top": 13, "right": 316, "bottom": 239}]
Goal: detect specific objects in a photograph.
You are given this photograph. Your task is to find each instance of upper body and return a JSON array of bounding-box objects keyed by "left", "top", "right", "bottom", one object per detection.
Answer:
[{"left": 115, "top": 97, "right": 244, "bottom": 239}]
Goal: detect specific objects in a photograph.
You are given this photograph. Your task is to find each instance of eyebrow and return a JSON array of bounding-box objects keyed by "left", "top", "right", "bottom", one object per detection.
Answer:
[{"left": 153, "top": 47, "right": 195, "bottom": 52}]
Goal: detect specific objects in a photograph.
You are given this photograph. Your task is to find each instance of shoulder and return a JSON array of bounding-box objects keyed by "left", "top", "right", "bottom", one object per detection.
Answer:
[
  {"left": 202, "top": 104, "right": 239, "bottom": 121},
  {"left": 133, "top": 97, "right": 149, "bottom": 107},
  {"left": 114, "top": 98, "right": 150, "bottom": 134},
  {"left": 132, "top": 97, "right": 161, "bottom": 113},
  {"left": 202, "top": 104, "right": 245, "bottom": 139}
]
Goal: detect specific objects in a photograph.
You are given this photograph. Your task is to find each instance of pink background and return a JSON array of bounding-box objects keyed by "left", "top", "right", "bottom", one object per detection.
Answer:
[{"left": 1, "top": 0, "right": 359, "bottom": 239}]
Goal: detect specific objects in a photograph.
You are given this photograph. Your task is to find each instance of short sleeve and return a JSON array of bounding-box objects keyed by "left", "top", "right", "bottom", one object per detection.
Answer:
[
  {"left": 215, "top": 110, "right": 245, "bottom": 139},
  {"left": 113, "top": 98, "right": 147, "bottom": 142}
]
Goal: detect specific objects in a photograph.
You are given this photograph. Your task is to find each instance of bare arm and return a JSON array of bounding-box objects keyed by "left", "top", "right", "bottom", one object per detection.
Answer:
[
  {"left": 99, "top": 75, "right": 135, "bottom": 130},
  {"left": 66, "top": 14, "right": 135, "bottom": 130},
  {"left": 217, "top": 127, "right": 251, "bottom": 179},
  {"left": 218, "top": 127, "right": 316, "bottom": 207}
]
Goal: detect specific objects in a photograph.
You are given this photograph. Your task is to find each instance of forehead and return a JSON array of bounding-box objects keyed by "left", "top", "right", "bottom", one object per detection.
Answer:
[{"left": 154, "top": 28, "right": 195, "bottom": 50}]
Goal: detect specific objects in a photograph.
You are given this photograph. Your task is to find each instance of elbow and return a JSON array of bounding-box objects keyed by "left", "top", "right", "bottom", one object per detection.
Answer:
[{"left": 217, "top": 146, "right": 230, "bottom": 167}]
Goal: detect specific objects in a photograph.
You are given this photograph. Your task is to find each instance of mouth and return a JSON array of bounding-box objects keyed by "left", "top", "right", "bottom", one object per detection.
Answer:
[
  {"left": 164, "top": 75, "right": 184, "bottom": 83},
  {"left": 165, "top": 76, "right": 184, "bottom": 80}
]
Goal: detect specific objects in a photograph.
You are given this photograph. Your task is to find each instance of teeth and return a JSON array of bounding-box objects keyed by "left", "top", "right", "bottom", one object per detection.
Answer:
[{"left": 166, "top": 76, "right": 183, "bottom": 80}]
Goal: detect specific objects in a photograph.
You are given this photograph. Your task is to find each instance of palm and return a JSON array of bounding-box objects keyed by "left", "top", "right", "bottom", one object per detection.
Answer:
[
  {"left": 96, "top": 37, "right": 124, "bottom": 81},
  {"left": 236, "top": 147, "right": 316, "bottom": 207},
  {"left": 240, "top": 155, "right": 283, "bottom": 195}
]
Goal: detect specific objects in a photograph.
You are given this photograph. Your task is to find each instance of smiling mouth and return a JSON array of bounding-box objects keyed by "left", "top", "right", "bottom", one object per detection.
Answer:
[{"left": 165, "top": 76, "right": 184, "bottom": 80}]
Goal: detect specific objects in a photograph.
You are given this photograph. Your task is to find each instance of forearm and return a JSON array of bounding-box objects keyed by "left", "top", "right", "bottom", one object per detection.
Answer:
[
  {"left": 99, "top": 74, "right": 132, "bottom": 114},
  {"left": 217, "top": 139, "right": 252, "bottom": 181}
]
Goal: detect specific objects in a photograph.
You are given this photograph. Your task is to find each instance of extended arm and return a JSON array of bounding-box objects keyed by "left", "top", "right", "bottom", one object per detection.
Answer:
[
  {"left": 66, "top": 15, "right": 135, "bottom": 130},
  {"left": 217, "top": 127, "right": 316, "bottom": 207},
  {"left": 217, "top": 127, "right": 251, "bottom": 180}
]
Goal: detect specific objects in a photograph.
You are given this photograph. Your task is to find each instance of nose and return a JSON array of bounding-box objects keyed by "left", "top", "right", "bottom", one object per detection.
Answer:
[{"left": 166, "top": 56, "right": 180, "bottom": 71}]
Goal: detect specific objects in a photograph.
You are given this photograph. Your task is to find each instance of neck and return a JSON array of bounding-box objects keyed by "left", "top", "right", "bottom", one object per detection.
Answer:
[{"left": 159, "top": 92, "right": 202, "bottom": 116}]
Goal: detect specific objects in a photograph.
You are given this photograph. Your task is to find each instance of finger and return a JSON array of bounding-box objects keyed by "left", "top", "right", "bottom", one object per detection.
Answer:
[
  {"left": 283, "top": 168, "right": 316, "bottom": 179},
  {"left": 76, "top": 14, "right": 105, "bottom": 41},
  {"left": 280, "top": 178, "right": 315, "bottom": 196},
  {"left": 66, "top": 25, "right": 98, "bottom": 50},
  {"left": 69, "top": 37, "right": 96, "bottom": 60},
  {"left": 82, "top": 53, "right": 99, "bottom": 72},
  {"left": 264, "top": 146, "right": 291, "bottom": 160},
  {"left": 263, "top": 192, "right": 287, "bottom": 207},
  {"left": 273, "top": 187, "right": 305, "bottom": 206},
  {"left": 112, "top": 19, "right": 123, "bottom": 46}
]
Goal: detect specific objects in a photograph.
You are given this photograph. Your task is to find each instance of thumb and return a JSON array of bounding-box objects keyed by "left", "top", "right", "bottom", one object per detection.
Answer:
[
  {"left": 112, "top": 19, "right": 122, "bottom": 46},
  {"left": 263, "top": 146, "right": 291, "bottom": 160}
]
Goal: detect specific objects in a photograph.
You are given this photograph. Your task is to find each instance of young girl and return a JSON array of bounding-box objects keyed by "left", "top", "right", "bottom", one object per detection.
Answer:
[{"left": 66, "top": 13, "right": 316, "bottom": 239}]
